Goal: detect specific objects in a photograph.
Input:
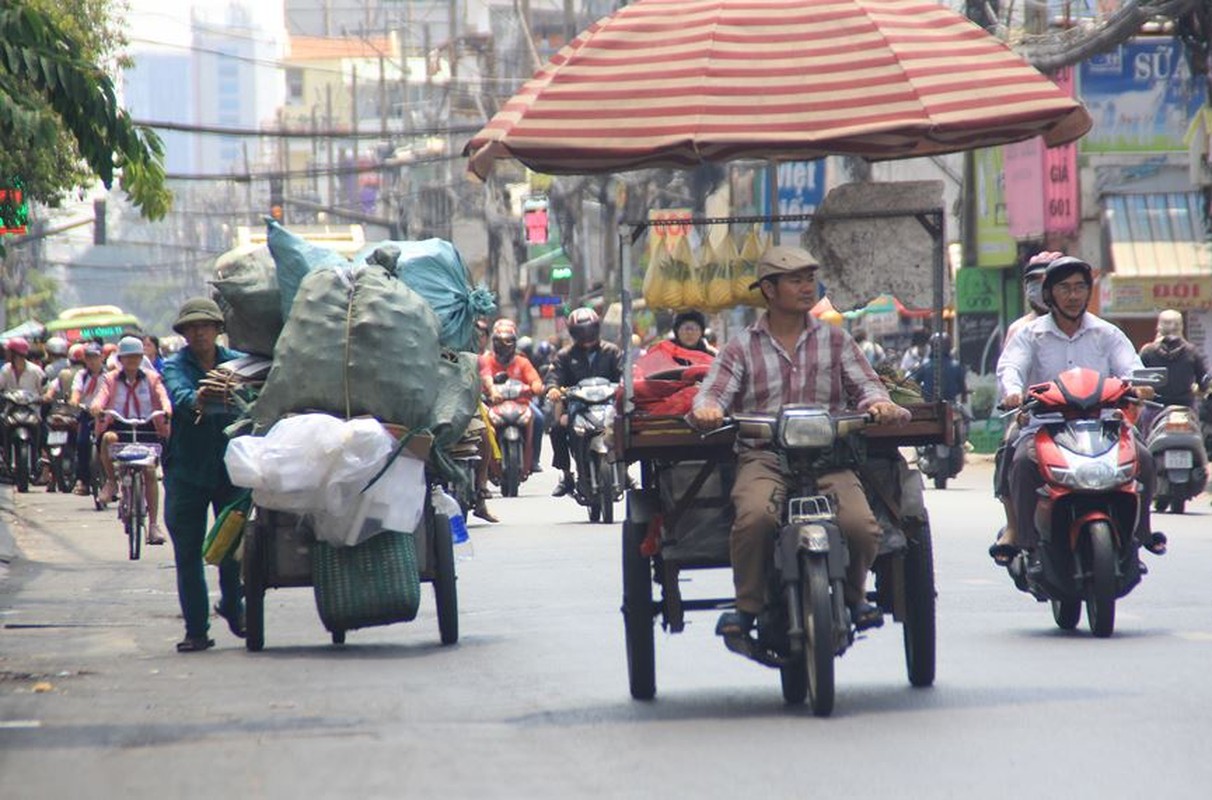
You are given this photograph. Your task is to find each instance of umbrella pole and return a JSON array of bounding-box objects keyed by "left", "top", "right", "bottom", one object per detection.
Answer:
[
  {"left": 621, "top": 225, "right": 634, "bottom": 415},
  {"left": 766, "top": 163, "right": 780, "bottom": 245}
]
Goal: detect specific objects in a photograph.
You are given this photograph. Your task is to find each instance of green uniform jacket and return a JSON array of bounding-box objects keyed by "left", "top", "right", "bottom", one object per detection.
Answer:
[{"left": 162, "top": 345, "right": 243, "bottom": 490}]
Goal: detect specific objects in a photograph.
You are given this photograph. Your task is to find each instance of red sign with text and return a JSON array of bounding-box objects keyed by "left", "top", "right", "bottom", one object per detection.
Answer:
[{"left": 1045, "top": 67, "right": 1079, "bottom": 235}]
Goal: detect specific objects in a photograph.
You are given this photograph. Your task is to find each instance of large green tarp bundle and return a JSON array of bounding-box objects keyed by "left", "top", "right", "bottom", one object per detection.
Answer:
[
  {"left": 356, "top": 239, "right": 497, "bottom": 352},
  {"left": 211, "top": 245, "right": 284, "bottom": 357},
  {"left": 251, "top": 263, "right": 441, "bottom": 432},
  {"left": 430, "top": 350, "right": 481, "bottom": 450},
  {"left": 267, "top": 219, "right": 347, "bottom": 318}
]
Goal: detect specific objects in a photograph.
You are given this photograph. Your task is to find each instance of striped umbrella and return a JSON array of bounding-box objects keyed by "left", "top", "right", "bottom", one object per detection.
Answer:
[{"left": 466, "top": 0, "right": 1092, "bottom": 179}]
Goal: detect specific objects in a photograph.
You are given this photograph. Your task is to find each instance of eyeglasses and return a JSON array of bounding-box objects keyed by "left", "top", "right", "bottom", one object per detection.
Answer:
[{"left": 1052, "top": 281, "right": 1090, "bottom": 297}]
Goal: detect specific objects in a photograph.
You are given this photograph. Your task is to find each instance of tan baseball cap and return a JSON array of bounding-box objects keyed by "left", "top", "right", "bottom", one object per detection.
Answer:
[{"left": 749, "top": 245, "right": 821, "bottom": 289}]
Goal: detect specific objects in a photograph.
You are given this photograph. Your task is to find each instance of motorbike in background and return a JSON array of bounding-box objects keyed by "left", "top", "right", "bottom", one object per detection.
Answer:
[
  {"left": 2, "top": 390, "right": 43, "bottom": 493},
  {"left": 1144, "top": 404, "right": 1208, "bottom": 515},
  {"left": 916, "top": 403, "right": 968, "bottom": 489},
  {"left": 44, "top": 400, "right": 81, "bottom": 494},
  {"left": 487, "top": 373, "right": 533, "bottom": 498},
  {"left": 565, "top": 377, "right": 622, "bottom": 523}
]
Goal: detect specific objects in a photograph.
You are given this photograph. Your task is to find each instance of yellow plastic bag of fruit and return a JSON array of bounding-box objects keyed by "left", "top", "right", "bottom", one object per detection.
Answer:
[
  {"left": 676, "top": 235, "right": 707, "bottom": 310},
  {"left": 707, "top": 233, "right": 739, "bottom": 310},
  {"left": 732, "top": 225, "right": 767, "bottom": 307}
]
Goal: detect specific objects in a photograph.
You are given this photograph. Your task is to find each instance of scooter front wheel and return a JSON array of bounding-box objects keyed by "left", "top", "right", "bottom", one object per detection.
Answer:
[
  {"left": 801, "top": 556, "right": 835, "bottom": 716},
  {"left": 1085, "top": 522, "right": 1117, "bottom": 638}
]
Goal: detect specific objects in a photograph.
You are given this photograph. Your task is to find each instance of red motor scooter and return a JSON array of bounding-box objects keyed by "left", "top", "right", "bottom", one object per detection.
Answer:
[{"left": 1005, "top": 366, "right": 1159, "bottom": 638}]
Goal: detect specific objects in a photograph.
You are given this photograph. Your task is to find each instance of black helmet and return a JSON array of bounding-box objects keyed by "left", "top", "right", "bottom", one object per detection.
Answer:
[
  {"left": 567, "top": 307, "right": 600, "bottom": 346},
  {"left": 1042, "top": 256, "right": 1094, "bottom": 307},
  {"left": 930, "top": 331, "right": 952, "bottom": 355}
]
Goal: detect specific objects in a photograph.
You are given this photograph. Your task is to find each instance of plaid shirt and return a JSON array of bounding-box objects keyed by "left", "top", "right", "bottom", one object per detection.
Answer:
[{"left": 694, "top": 313, "right": 890, "bottom": 446}]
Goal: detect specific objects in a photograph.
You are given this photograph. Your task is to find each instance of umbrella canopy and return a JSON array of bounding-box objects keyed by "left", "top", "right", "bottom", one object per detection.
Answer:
[{"left": 466, "top": 0, "right": 1092, "bottom": 179}]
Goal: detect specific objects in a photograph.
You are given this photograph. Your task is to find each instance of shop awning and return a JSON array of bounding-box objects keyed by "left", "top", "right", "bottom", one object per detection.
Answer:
[
  {"left": 1102, "top": 193, "right": 1212, "bottom": 313},
  {"left": 1104, "top": 193, "right": 1210, "bottom": 278}
]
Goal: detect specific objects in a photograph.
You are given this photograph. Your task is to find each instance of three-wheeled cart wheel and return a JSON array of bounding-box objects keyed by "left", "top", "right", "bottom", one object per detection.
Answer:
[
  {"left": 621, "top": 520, "right": 656, "bottom": 700},
  {"left": 902, "top": 519, "right": 937, "bottom": 687},
  {"left": 430, "top": 513, "right": 459, "bottom": 645}
]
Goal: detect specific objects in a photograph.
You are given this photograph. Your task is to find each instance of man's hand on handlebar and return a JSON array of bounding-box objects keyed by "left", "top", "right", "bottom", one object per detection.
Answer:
[
  {"left": 1132, "top": 385, "right": 1156, "bottom": 401},
  {"left": 688, "top": 402, "right": 724, "bottom": 431},
  {"left": 868, "top": 400, "right": 911, "bottom": 427},
  {"left": 545, "top": 387, "right": 563, "bottom": 403},
  {"left": 1000, "top": 393, "right": 1022, "bottom": 410}
]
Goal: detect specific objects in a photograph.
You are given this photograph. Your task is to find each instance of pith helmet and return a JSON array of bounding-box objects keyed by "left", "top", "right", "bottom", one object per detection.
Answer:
[{"left": 172, "top": 297, "right": 225, "bottom": 334}]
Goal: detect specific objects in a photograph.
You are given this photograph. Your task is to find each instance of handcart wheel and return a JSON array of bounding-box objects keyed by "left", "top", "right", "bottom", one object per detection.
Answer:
[
  {"left": 431, "top": 513, "right": 459, "bottom": 645},
  {"left": 243, "top": 524, "right": 266, "bottom": 652},
  {"left": 902, "top": 519, "right": 936, "bottom": 687},
  {"left": 621, "top": 519, "right": 656, "bottom": 700}
]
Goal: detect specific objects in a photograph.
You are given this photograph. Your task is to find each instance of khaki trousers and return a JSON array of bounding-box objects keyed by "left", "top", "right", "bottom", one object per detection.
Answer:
[{"left": 730, "top": 449, "right": 882, "bottom": 613}]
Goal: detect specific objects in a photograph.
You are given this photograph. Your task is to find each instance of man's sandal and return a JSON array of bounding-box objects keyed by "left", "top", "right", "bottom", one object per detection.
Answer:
[
  {"left": 176, "top": 636, "right": 215, "bottom": 653},
  {"left": 989, "top": 542, "right": 1019, "bottom": 567}
]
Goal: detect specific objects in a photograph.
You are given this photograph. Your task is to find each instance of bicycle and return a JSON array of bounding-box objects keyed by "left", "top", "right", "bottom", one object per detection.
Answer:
[{"left": 102, "top": 409, "right": 165, "bottom": 561}]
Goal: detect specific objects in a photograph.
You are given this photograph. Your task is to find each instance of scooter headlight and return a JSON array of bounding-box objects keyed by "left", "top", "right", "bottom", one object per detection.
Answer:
[
  {"left": 1050, "top": 459, "right": 1133, "bottom": 491},
  {"left": 778, "top": 409, "right": 834, "bottom": 449}
]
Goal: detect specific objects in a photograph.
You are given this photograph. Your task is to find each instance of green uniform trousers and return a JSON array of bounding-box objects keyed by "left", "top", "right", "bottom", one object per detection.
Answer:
[{"left": 164, "top": 477, "right": 242, "bottom": 639}]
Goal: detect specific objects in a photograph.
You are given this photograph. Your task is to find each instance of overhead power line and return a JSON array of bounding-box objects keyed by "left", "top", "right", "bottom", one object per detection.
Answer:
[
  {"left": 134, "top": 118, "right": 484, "bottom": 140},
  {"left": 163, "top": 151, "right": 463, "bottom": 183}
]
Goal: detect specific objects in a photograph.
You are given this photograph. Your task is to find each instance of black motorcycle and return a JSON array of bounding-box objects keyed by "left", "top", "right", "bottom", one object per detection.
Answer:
[
  {"left": 44, "top": 400, "right": 80, "bottom": 494},
  {"left": 915, "top": 403, "right": 968, "bottom": 489},
  {"left": 2, "top": 390, "right": 43, "bottom": 493},
  {"left": 565, "top": 377, "right": 622, "bottom": 523}
]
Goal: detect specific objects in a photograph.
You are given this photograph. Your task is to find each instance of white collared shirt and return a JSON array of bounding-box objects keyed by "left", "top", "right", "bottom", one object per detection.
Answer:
[{"left": 997, "top": 312, "right": 1143, "bottom": 398}]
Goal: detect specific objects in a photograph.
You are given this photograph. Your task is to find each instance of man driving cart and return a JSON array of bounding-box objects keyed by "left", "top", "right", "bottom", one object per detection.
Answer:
[{"left": 689, "top": 246, "right": 911, "bottom": 637}]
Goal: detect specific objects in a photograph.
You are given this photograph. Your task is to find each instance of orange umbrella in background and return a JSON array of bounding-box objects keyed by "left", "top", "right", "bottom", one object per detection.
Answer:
[{"left": 466, "top": 0, "right": 1091, "bottom": 179}]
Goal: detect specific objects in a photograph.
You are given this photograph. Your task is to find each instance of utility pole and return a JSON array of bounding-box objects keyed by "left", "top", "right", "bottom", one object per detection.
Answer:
[
  {"left": 326, "top": 83, "right": 335, "bottom": 210},
  {"left": 311, "top": 106, "right": 319, "bottom": 198}
]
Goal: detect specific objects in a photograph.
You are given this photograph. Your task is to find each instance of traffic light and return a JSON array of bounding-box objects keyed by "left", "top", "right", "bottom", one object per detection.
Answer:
[
  {"left": 523, "top": 196, "right": 548, "bottom": 245},
  {"left": 269, "top": 177, "right": 284, "bottom": 223}
]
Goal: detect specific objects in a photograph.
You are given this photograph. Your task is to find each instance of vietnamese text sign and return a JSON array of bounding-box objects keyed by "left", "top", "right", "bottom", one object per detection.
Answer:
[
  {"left": 1079, "top": 37, "right": 1207, "bottom": 154},
  {"left": 1108, "top": 276, "right": 1212, "bottom": 313},
  {"left": 1046, "top": 67, "right": 1079, "bottom": 234},
  {"left": 760, "top": 160, "right": 825, "bottom": 242}
]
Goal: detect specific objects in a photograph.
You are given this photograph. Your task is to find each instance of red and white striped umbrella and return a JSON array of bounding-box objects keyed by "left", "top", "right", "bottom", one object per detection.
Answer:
[{"left": 466, "top": 0, "right": 1092, "bottom": 178}]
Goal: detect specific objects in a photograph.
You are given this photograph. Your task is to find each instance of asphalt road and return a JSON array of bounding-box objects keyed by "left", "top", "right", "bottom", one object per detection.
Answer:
[{"left": 2, "top": 459, "right": 1211, "bottom": 799}]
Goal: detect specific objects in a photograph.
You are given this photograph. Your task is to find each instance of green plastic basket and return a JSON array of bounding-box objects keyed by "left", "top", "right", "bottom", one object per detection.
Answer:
[
  {"left": 967, "top": 417, "right": 1006, "bottom": 454},
  {"left": 312, "top": 526, "right": 421, "bottom": 634}
]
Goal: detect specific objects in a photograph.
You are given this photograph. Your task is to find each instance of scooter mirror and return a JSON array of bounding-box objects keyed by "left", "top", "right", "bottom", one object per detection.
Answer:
[{"left": 1130, "top": 367, "right": 1167, "bottom": 386}]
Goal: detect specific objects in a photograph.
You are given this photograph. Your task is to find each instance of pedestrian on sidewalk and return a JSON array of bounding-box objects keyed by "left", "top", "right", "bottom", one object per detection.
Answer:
[{"left": 161, "top": 299, "right": 245, "bottom": 653}]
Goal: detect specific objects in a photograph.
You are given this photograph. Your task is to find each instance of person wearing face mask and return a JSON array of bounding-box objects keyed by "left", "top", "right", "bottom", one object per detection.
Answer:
[
  {"left": 988, "top": 251, "right": 1062, "bottom": 561},
  {"left": 1004, "top": 250, "right": 1061, "bottom": 345},
  {"left": 1139, "top": 310, "right": 1209, "bottom": 411}
]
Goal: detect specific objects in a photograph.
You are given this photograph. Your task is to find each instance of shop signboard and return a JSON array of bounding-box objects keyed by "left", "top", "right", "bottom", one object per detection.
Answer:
[
  {"left": 1106, "top": 276, "right": 1212, "bottom": 313},
  {"left": 759, "top": 160, "right": 825, "bottom": 243},
  {"left": 1004, "top": 68, "right": 1080, "bottom": 238},
  {"left": 975, "top": 148, "right": 1016, "bottom": 267},
  {"left": 1079, "top": 37, "right": 1207, "bottom": 154}
]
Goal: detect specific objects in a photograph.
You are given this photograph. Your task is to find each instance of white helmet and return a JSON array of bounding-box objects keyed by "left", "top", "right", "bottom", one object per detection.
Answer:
[{"left": 45, "top": 337, "right": 68, "bottom": 356}]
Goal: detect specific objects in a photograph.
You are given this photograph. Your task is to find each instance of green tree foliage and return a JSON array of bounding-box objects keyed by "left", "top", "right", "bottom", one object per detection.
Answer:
[{"left": 0, "top": 0, "right": 170, "bottom": 222}]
